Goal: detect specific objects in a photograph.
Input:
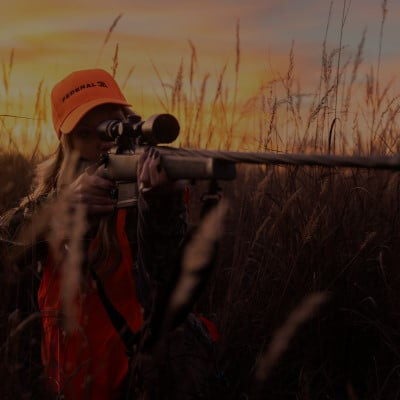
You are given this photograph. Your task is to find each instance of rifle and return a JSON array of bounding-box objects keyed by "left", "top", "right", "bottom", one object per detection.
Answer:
[{"left": 98, "top": 113, "right": 400, "bottom": 208}]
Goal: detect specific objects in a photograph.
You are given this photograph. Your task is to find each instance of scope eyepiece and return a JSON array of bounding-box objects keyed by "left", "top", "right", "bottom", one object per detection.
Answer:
[
  {"left": 97, "top": 119, "right": 124, "bottom": 141},
  {"left": 96, "top": 113, "right": 180, "bottom": 145}
]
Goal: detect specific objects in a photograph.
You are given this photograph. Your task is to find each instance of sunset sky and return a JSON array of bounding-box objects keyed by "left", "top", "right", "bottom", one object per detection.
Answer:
[{"left": 1, "top": 0, "right": 399, "bottom": 149}]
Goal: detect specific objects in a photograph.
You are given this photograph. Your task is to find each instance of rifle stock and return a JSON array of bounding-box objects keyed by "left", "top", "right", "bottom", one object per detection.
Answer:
[
  {"left": 103, "top": 152, "right": 236, "bottom": 181},
  {"left": 101, "top": 149, "right": 236, "bottom": 208}
]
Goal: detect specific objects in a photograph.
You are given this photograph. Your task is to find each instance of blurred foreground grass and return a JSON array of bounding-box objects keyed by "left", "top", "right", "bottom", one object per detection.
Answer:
[{"left": 1, "top": 154, "right": 400, "bottom": 399}]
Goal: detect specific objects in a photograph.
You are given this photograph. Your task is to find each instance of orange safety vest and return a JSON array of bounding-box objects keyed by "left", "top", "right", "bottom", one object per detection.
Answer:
[{"left": 38, "top": 209, "right": 143, "bottom": 399}]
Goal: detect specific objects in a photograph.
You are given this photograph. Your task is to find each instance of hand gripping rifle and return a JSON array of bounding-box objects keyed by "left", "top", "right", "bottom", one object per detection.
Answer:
[{"left": 97, "top": 112, "right": 400, "bottom": 208}]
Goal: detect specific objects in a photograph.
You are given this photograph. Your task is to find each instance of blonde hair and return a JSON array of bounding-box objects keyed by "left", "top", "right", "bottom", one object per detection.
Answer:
[{"left": 23, "top": 125, "right": 122, "bottom": 276}]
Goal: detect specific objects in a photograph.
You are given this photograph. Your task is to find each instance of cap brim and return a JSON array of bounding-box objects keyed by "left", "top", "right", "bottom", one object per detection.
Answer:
[{"left": 59, "top": 98, "right": 131, "bottom": 134}]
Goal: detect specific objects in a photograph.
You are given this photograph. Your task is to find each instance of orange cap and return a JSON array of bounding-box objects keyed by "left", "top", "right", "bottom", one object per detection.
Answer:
[{"left": 51, "top": 69, "right": 131, "bottom": 138}]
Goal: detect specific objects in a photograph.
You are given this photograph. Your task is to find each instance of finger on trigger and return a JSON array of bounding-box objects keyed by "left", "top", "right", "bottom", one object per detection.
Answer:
[
  {"left": 150, "top": 154, "right": 167, "bottom": 186},
  {"left": 153, "top": 151, "right": 166, "bottom": 176},
  {"left": 139, "top": 156, "right": 151, "bottom": 187},
  {"left": 138, "top": 149, "right": 148, "bottom": 170},
  {"left": 154, "top": 151, "right": 163, "bottom": 173},
  {"left": 138, "top": 147, "right": 151, "bottom": 176}
]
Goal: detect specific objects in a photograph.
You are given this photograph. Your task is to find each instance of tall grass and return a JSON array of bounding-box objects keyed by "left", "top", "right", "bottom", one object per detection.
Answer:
[
  {"left": 1, "top": 1, "right": 400, "bottom": 398},
  {"left": 195, "top": 164, "right": 400, "bottom": 399}
]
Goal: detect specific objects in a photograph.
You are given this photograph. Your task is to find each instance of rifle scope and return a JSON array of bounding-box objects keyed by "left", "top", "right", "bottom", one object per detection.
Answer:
[{"left": 97, "top": 113, "right": 180, "bottom": 145}]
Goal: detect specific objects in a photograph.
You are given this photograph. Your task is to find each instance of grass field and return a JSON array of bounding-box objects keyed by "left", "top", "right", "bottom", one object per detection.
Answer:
[{"left": 1, "top": 4, "right": 400, "bottom": 399}]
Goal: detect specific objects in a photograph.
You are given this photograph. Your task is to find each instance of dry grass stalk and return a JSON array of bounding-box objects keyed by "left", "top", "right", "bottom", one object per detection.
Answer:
[
  {"left": 188, "top": 40, "right": 197, "bottom": 90},
  {"left": 60, "top": 202, "right": 87, "bottom": 333},
  {"left": 302, "top": 205, "right": 327, "bottom": 243},
  {"left": 150, "top": 60, "right": 169, "bottom": 112},
  {"left": 168, "top": 200, "right": 228, "bottom": 313},
  {"left": 10, "top": 152, "right": 85, "bottom": 334},
  {"left": 0, "top": 114, "right": 37, "bottom": 120},
  {"left": 16, "top": 206, "right": 52, "bottom": 251},
  {"left": 205, "top": 63, "right": 227, "bottom": 148},
  {"left": 30, "top": 80, "right": 45, "bottom": 160},
  {"left": 373, "top": 95, "right": 400, "bottom": 146},
  {"left": 365, "top": 66, "right": 374, "bottom": 108},
  {"left": 285, "top": 42, "right": 300, "bottom": 138},
  {"left": 376, "top": 0, "right": 388, "bottom": 97},
  {"left": 103, "top": 14, "right": 123, "bottom": 47},
  {"left": 255, "top": 292, "right": 329, "bottom": 381},
  {"left": 96, "top": 14, "right": 123, "bottom": 66},
  {"left": 250, "top": 215, "right": 271, "bottom": 250},
  {"left": 43, "top": 151, "right": 87, "bottom": 332},
  {"left": 112, "top": 43, "right": 119, "bottom": 78},
  {"left": 344, "top": 29, "right": 366, "bottom": 115},
  {"left": 267, "top": 187, "right": 302, "bottom": 238},
  {"left": 328, "top": 230, "right": 377, "bottom": 288},
  {"left": 307, "top": 83, "right": 335, "bottom": 136},
  {"left": 334, "top": 0, "right": 352, "bottom": 120},
  {"left": 47, "top": 200, "right": 73, "bottom": 266},
  {"left": 312, "top": 0, "right": 334, "bottom": 148},
  {"left": 192, "top": 73, "right": 209, "bottom": 146},
  {"left": 122, "top": 66, "right": 135, "bottom": 90},
  {"left": 9, "top": 48, "right": 14, "bottom": 72},
  {"left": 358, "top": 231, "right": 377, "bottom": 253},
  {"left": 253, "top": 169, "right": 273, "bottom": 206},
  {"left": 230, "top": 19, "right": 240, "bottom": 135},
  {"left": 171, "top": 59, "right": 183, "bottom": 114},
  {"left": 9, "top": 312, "right": 42, "bottom": 338},
  {"left": 182, "top": 93, "right": 190, "bottom": 146},
  {"left": 266, "top": 98, "right": 278, "bottom": 149},
  {"left": 318, "top": 1, "right": 333, "bottom": 95},
  {"left": 1, "top": 48, "right": 14, "bottom": 96}
]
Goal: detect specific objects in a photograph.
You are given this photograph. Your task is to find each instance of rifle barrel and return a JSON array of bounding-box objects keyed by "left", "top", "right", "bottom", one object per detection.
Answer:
[{"left": 158, "top": 148, "right": 400, "bottom": 171}]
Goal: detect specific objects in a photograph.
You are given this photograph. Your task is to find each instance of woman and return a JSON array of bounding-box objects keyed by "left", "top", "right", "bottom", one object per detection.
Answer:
[{"left": 1, "top": 69, "right": 191, "bottom": 399}]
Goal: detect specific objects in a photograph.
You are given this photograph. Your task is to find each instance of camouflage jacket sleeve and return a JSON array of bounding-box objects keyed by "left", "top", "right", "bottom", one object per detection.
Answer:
[
  {"left": 136, "top": 190, "right": 188, "bottom": 310},
  {"left": 0, "top": 194, "right": 51, "bottom": 270}
]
